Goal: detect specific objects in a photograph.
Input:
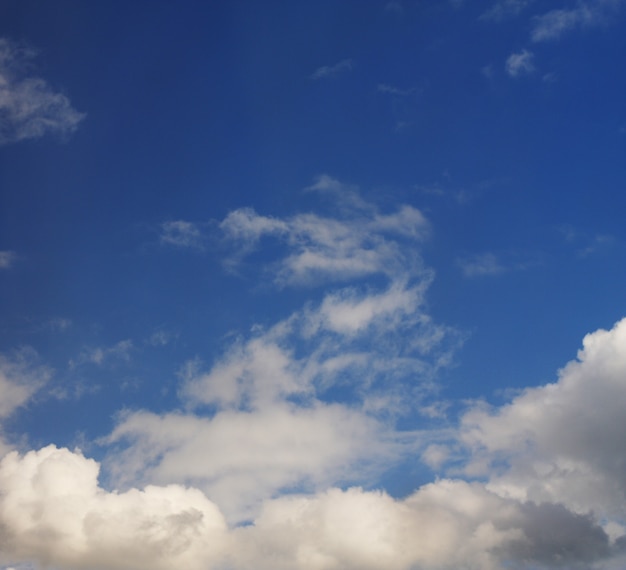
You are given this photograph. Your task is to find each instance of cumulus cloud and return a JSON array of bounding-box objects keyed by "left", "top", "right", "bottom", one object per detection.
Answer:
[
  {"left": 0, "top": 38, "right": 85, "bottom": 145},
  {"left": 4, "top": 180, "right": 626, "bottom": 568},
  {"left": 0, "top": 448, "right": 618, "bottom": 570},
  {"left": 460, "top": 317, "right": 626, "bottom": 522},
  {"left": 311, "top": 59, "right": 353, "bottom": 80},
  {"left": 102, "top": 181, "right": 457, "bottom": 523},
  {"left": 531, "top": 0, "right": 625, "bottom": 42},
  {"left": 505, "top": 49, "right": 535, "bottom": 77},
  {"left": 0, "top": 446, "right": 228, "bottom": 570}
]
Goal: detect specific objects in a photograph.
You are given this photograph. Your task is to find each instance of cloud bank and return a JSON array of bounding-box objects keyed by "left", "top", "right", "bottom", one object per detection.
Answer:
[{"left": 1, "top": 181, "right": 626, "bottom": 569}]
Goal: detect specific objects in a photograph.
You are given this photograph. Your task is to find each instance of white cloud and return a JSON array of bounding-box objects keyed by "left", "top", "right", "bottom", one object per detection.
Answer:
[
  {"left": 0, "top": 348, "right": 50, "bottom": 420},
  {"left": 105, "top": 404, "right": 395, "bottom": 523},
  {"left": 0, "top": 38, "right": 85, "bottom": 145},
  {"left": 311, "top": 59, "right": 353, "bottom": 80},
  {"left": 160, "top": 220, "right": 205, "bottom": 249},
  {"left": 0, "top": 447, "right": 616, "bottom": 570},
  {"left": 505, "top": 49, "right": 535, "bottom": 77},
  {"left": 531, "top": 0, "right": 624, "bottom": 42},
  {"left": 220, "top": 178, "right": 429, "bottom": 286},
  {"left": 102, "top": 184, "right": 457, "bottom": 523},
  {"left": 0, "top": 251, "right": 16, "bottom": 269},
  {"left": 459, "top": 317, "right": 626, "bottom": 522},
  {"left": 0, "top": 446, "right": 228, "bottom": 570}
]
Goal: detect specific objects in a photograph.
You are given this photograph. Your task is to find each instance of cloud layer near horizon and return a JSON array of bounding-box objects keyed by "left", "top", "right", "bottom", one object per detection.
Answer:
[{"left": 1, "top": 183, "right": 626, "bottom": 569}]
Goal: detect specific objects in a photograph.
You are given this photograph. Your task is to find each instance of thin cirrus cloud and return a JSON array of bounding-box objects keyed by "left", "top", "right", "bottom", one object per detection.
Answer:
[
  {"left": 531, "top": 0, "right": 625, "bottom": 42},
  {"left": 457, "top": 252, "right": 506, "bottom": 277},
  {"left": 159, "top": 220, "right": 206, "bottom": 250},
  {"left": 505, "top": 49, "right": 535, "bottom": 77},
  {"left": 0, "top": 38, "right": 85, "bottom": 145},
  {"left": 0, "top": 250, "right": 16, "bottom": 269},
  {"left": 310, "top": 58, "right": 353, "bottom": 80},
  {"left": 69, "top": 339, "right": 133, "bottom": 368}
]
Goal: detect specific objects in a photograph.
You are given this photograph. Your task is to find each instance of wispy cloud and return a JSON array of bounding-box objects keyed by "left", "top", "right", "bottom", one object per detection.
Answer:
[
  {"left": 531, "top": 0, "right": 625, "bottom": 42},
  {"left": 377, "top": 83, "right": 420, "bottom": 96},
  {"left": 457, "top": 251, "right": 538, "bottom": 278},
  {"left": 70, "top": 339, "right": 133, "bottom": 368},
  {"left": 159, "top": 220, "right": 205, "bottom": 249},
  {"left": 311, "top": 59, "right": 353, "bottom": 80},
  {"left": 0, "top": 38, "right": 85, "bottom": 145},
  {"left": 457, "top": 252, "right": 506, "bottom": 277},
  {"left": 0, "top": 250, "right": 16, "bottom": 269},
  {"left": 505, "top": 49, "right": 535, "bottom": 76},
  {"left": 104, "top": 179, "right": 459, "bottom": 523},
  {"left": 220, "top": 176, "right": 430, "bottom": 286},
  {"left": 0, "top": 348, "right": 50, "bottom": 420}
]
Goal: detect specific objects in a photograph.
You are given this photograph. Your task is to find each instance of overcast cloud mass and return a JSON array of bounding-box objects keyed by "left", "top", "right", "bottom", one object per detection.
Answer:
[{"left": 0, "top": 1, "right": 625, "bottom": 569}]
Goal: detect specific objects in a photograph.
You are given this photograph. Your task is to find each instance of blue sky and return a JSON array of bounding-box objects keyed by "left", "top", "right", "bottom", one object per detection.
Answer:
[{"left": 0, "top": 1, "right": 625, "bottom": 569}]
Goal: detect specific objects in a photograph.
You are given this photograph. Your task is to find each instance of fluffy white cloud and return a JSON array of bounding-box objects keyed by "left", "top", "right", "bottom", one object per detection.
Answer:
[
  {"left": 460, "top": 317, "right": 626, "bottom": 522},
  {"left": 0, "top": 38, "right": 85, "bottom": 144},
  {"left": 0, "top": 446, "right": 228, "bottom": 570},
  {"left": 105, "top": 403, "right": 396, "bottom": 524},
  {"left": 0, "top": 448, "right": 617, "bottom": 570},
  {"left": 102, "top": 185, "right": 455, "bottom": 523}
]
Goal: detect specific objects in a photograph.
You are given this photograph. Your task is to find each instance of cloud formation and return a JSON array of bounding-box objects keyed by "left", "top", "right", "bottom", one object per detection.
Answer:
[
  {"left": 0, "top": 38, "right": 85, "bottom": 144},
  {"left": 505, "top": 49, "right": 535, "bottom": 77},
  {"left": 311, "top": 59, "right": 353, "bottom": 80},
  {"left": 460, "top": 317, "right": 626, "bottom": 523},
  {"left": 106, "top": 181, "right": 453, "bottom": 522},
  {"left": 3, "top": 182, "right": 626, "bottom": 569},
  {"left": 0, "top": 251, "right": 16, "bottom": 269},
  {"left": 531, "top": 0, "right": 625, "bottom": 42},
  {"left": 160, "top": 221, "right": 205, "bottom": 249},
  {"left": 0, "top": 447, "right": 620, "bottom": 570}
]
